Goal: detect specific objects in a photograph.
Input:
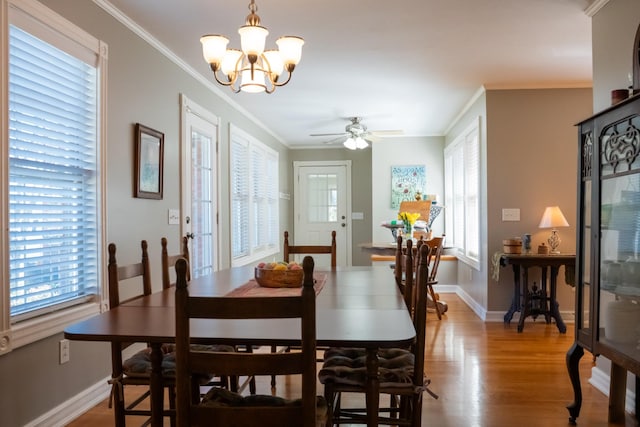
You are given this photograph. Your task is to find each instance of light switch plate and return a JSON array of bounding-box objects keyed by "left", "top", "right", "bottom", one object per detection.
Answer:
[
  {"left": 168, "top": 209, "right": 180, "bottom": 225},
  {"left": 502, "top": 208, "right": 520, "bottom": 221}
]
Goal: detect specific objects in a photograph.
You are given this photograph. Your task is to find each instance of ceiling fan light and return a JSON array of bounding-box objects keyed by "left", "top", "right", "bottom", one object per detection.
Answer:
[
  {"left": 263, "top": 50, "right": 284, "bottom": 76},
  {"left": 240, "top": 68, "right": 266, "bottom": 93},
  {"left": 238, "top": 25, "right": 268, "bottom": 57},
  {"left": 200, "top": 35, "right": 229, "bottom": 65},
  {"left": 276, "top": 36, "right": 304, "bottom": 65},
  {"left": 343, "top": 137, "right": 357, "bottom": 150},
  {"left": 355, "top": 137, "right": 368, "bottom": 149}
]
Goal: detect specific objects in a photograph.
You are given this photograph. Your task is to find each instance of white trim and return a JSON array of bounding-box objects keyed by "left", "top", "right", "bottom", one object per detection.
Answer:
[
  {"left": 292, "top": 160, "right": 353, "bottom": 267},
  {"left": 589, "top": 364, "right": 636, "bottom": 416},
  {"left": 444, "top": 86, "right": 485, "bottom": 135},
  {"left": 92, "top": 0, "right": 287, "bottom": 147},
  {"left": 585, "top": 0, "right": 610, "bottom": 17},
  {"left": 180, "top": 94, "right": 221, "bottom": 272},
  {"left": 1, "top": 0, "right": 107, "bottom": 352},
  {"left": 11, "top": 303, "right": 101, "bottom": 349},
  {"left": 24, "top": 377, "right": 111, "bottom": 427},
  {"left": 229, "top": 124, "right": 280, "bottom": 267}
]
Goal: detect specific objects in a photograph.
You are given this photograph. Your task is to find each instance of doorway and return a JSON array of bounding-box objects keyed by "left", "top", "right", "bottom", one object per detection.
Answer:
[
  {"left": 180, "top": 94, "right": 220, "bottom": 276},
  {"left": 293, "top": 161, "right": 351, "bottom": 266}
]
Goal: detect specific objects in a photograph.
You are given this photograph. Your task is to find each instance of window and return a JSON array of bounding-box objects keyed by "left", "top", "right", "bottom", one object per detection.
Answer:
[
  {"left": 444, "top": 117, "right": 480, "bottom": 269},
  {"left": 230, "top": 125, "right": 278, "bottom": 266},
  {"left": 1, "top": 0, "right": 106, "bottom": 352}
]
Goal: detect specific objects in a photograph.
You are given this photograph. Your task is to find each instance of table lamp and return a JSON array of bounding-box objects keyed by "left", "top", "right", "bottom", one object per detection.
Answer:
[{"left": 538, "top": 206, "right": 570, "bottom": 254}]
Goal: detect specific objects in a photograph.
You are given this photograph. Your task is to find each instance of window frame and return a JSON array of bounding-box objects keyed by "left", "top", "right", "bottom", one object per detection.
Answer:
[
  {"left": 444, "top": 117, "right": 481, "bottom": 270},
  {"left": 229, "top": 124, "right": 279, "bottom": 267},
  {"left": 0, "top": 0, "right": 107, "bottom": 354}
]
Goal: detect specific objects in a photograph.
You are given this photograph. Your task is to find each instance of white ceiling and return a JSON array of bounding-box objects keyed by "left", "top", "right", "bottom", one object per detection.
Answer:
[{"left": 103, "top": 0, "right": 593, "bottom": 148}]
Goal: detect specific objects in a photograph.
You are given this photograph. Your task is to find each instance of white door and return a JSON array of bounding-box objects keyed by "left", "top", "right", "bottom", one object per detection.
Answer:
[
  {"left": 293, "top": 161, "right": 351, "bottom": 267},
  {"left": 180, "top": 94, "right": 219, "bottom": 276}
]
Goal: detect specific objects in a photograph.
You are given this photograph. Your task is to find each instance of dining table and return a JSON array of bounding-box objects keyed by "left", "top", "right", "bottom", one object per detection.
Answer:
[{"left": 64, "top": 264, "right": 416, "bottom": 427}]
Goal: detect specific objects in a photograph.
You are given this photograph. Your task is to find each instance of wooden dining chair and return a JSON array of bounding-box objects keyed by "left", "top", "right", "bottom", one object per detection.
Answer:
[
  {"left": 174, "top": 256, "right": 327, "bottom": 427},
  {"left": 319, "top": 244, "right": 435, "bottom": 426},
  {"left": 107, "top": 240, "right": 177, "bottom": 427},
  {"left": 161, "top": 236, "right": 190, "bottom": 289},
  {"left": 284, "top": 230, "right": 337, "bottom": 268},
  {"left": 423, "top": 234, "right": 447, "bottom": 319}
]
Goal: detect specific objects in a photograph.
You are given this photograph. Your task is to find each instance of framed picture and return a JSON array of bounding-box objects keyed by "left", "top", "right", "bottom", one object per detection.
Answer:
[
  {"left": 134, "top": 123, "right": 164, "bottom": 199},
  {"left": 390, "top": 165, "right": 426, "bottom": 209}
]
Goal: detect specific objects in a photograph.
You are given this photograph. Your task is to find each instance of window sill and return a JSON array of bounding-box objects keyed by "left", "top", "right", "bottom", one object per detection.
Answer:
[{"left": 10, "top": 302, "right": 101, "bottom": 351}]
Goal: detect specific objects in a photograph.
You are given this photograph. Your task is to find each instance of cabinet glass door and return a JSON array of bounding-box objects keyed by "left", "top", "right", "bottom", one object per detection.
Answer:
[{"left": 599, "top": 114, "right": 640, "bottom": 358}]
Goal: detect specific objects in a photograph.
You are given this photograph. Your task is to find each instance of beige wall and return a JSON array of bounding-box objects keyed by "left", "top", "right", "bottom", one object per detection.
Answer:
[{"left": 486, "top": 88, "right": 593, "bottom": 313}]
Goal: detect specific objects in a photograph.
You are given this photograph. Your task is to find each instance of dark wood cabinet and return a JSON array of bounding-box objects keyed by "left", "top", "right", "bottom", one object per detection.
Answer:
[{"left": 567, "top": 93, "right": 640, "bottom": 424}]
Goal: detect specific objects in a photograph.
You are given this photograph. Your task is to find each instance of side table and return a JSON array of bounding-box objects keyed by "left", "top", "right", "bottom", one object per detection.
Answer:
[{"left": 500, "top": 253, "right": 575, "bottom": 333}]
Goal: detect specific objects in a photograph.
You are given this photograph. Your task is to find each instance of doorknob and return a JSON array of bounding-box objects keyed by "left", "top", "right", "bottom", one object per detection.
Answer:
[
  {"left": 186, "top": 232, "right": 194, "bottom": 239},
  {"left": 341, "top": 223, "right": 346, "bottom": 227}
]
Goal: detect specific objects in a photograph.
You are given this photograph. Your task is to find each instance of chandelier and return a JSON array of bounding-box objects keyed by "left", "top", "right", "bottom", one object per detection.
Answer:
[{"left": 200, "top": 0, "right": 304, "bottom": 94}]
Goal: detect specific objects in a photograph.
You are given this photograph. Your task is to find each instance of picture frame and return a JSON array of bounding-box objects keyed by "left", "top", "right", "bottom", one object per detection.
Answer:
[
  {"left": 390, "top": 165, "right": 426, "bottom": 209},
  {"left": 134, "top": 123, "right": 164, "bottom": 199}
]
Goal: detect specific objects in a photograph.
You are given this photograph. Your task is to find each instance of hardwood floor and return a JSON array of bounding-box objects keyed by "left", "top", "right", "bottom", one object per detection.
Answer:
[{"left": 66, "top": 294, "right": 638, "bottom": 426}]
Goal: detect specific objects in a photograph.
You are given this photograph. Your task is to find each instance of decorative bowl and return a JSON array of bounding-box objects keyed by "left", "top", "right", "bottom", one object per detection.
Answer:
[{"left": 254, "top": 268, "right": 304, "bottom": 288}]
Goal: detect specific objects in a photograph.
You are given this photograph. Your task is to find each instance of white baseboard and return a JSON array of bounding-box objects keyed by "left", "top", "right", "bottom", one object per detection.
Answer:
[
  {"left": 589, "top": 363, "right": 637, "bottom": 416},
  {"left": 25, "top": 378, "right": 111, "bottom": 427}
]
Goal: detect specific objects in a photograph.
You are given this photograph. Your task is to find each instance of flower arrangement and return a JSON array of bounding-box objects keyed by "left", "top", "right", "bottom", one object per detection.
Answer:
[
  {"left": 398, "top": 212, "right": 420, "bottom": 225},
  {"left": 398, "top": 211, "right": 420, "bottom": 234}
]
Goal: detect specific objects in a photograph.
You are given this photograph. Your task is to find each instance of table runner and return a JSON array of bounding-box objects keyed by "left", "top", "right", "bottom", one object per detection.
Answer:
[{"left": 224, "top": 273, "right": 327, "bottom": 297}]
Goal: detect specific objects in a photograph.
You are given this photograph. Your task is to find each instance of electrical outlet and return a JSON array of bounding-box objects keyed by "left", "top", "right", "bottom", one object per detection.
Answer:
[{"left": 59, "top": 339, "right": 70, "bottom": 364}]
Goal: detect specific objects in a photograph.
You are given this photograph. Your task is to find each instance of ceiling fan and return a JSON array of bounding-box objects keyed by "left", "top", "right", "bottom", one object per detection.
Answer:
[{"left": 310, "top": 117, "right": 403, "bottom": 149}]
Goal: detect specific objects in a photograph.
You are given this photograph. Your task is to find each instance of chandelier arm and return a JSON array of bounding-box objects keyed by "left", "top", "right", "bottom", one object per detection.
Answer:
[
  {"left": 271, "top": 70, "right": 293, "bottom": 87},
  {"left": 210, "top": 67, "right": 241, "bottom": 93}
]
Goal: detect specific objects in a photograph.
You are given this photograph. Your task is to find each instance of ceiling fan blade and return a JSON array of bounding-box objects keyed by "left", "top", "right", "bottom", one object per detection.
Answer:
[
  {"left": 369, "top": 129, "right": 404, "bottom": 136},
  {"left": 310, "top": 132, "right": 348, "bottom": 137},
  {"left": 322, "top": 135, "right": 347, "bottom": 145}
]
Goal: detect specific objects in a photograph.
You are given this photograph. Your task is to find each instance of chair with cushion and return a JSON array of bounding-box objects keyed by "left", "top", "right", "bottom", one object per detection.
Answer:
[
  {"left": 174, "top": 255, "right": 327, "bottom": 427},
  {"left": 284, "top": 230, "right": 337, "bottom": 268},
  {"left": 107, "top": 240, "right": 178, "bottom": 426},
  {"left": 319, "top": 244, "right": 436, "bottom": 426},
  {"left": 161, "top": 236, "right": 190, "bottom": 288}
]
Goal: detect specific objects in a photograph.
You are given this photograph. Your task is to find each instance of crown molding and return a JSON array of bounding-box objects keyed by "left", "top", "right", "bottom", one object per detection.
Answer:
[{"left": 585, "top": 0, "right": 610, "bottom": 17}]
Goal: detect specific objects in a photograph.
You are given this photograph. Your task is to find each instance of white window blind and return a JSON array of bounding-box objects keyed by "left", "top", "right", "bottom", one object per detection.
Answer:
[
  {"left": 444, "top": 118, "right": 480, "bottom": 269},
  {"left": 230, "top": 126, "right": 278, "bottom": 265},
  {"left": 8, "top": 24, "right": 100, "bottom": 321}
]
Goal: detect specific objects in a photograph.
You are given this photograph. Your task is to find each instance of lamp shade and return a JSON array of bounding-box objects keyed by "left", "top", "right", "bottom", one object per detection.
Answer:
[
  {"left": 238, "top": 25, "right": 268, "bottom": 57},
  {"left": 538, "top": 206, "right": 570, "bottom": 229},
  {"left": 276, "top": 36, "right": 304, "bottom": 65},
  {"left": 200, "top": 35, "right": 229, "bottom": 64}
]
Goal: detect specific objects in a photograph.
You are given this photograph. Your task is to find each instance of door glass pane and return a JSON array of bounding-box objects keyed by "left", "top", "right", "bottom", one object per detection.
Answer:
[
  {"left": 191, "top": 129, "right": 213, "bottom": 278},
  {"left": 307, "top": 174, "right": 338, "bottom": 223}
]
